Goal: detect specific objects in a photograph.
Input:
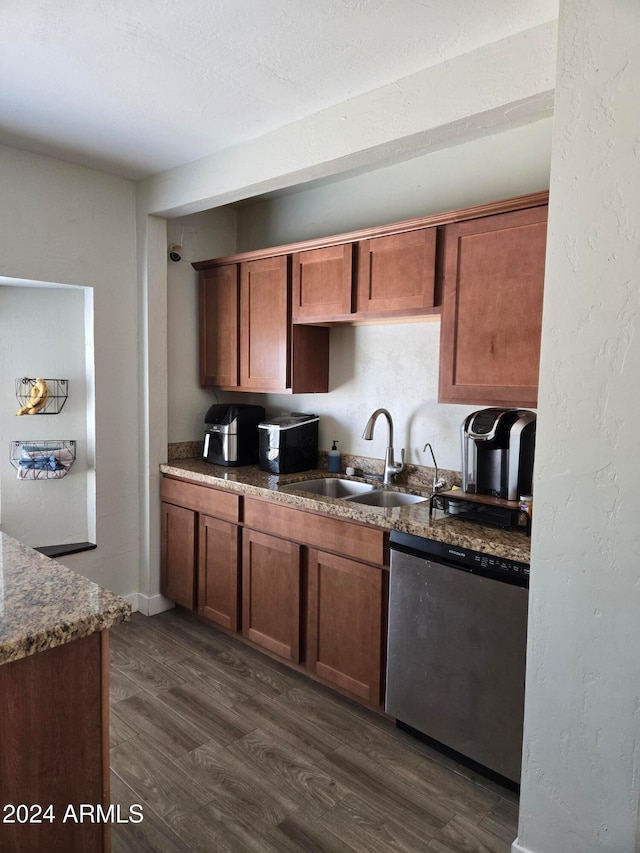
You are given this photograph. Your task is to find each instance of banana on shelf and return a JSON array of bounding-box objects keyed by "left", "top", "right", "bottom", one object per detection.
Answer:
[{"left": 16, "top": 378, "right": 49, "bottom": 416}]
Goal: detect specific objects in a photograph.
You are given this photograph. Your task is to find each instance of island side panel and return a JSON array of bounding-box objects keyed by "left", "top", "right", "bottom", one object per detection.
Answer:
[{"left": 0, "top": 630, "right": 110, "bottom": 853}]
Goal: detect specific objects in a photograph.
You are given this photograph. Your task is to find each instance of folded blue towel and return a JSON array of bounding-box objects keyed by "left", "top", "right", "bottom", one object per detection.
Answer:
[{"left": 18, "top": 455, "right": 63, "bottom": 471}]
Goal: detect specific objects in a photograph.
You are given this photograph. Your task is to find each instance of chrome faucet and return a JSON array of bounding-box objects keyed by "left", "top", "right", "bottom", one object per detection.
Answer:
[
  {"left": 362, "top": 408, "right": 404, "bottom": 485},
  {"left": 423, "top": 442, "right": 446, "bottom": 495}
]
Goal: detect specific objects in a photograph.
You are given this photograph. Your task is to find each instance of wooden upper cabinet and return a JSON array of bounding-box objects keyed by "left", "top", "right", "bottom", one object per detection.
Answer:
[
  {"left": 195, "top": 191, "right": 547, "bottom": 392},
  {"left": 356, "top": 228, "right": 437, "bottom": 317},
  {"left": 200, "top": 264, "right": 239, "bottom": 388},
  {"left": 292, "top": 244, "right": 354, "bottom": 322},
  {"left": 198, "top": 254, "right": 329, "bottom": 393},
  {"left": 438, "top": 204, "right": 548, "bottom": 407},
  {"left": 240, "top": 256, "right": 290, "bottom": 391}
]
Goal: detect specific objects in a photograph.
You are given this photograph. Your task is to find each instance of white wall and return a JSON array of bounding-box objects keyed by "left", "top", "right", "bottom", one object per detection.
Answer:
[
  {"left": 516, "top": 2, "right": 640, "bottom": 851},
  {"left": 139, "top": 22, "right": 555, "bottom": 218},
  {"left": 0, "top": 144, "right": 139, "bottom": 599},
  {"left": 236, "top": 119, "right": 554, "bottom": 250},
  {"left": 0, "top": 285, "right": 89, "bottom": 545}
]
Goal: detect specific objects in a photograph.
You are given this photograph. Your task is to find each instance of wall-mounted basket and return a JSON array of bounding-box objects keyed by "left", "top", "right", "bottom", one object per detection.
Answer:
[
  {"left": 10, "top": 440, "right": 76, "bottom": 480},
  {"left": 15, "top": 378, "right": 69, "bottom": 415}
]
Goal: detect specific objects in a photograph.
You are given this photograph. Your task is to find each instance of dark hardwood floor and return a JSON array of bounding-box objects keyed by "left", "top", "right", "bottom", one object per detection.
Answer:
[{"left": 109, "top": 609, "right": 519, "bottom": 852}]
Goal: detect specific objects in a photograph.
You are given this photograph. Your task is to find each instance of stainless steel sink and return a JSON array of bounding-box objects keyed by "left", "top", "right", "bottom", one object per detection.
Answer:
[
  {"left": 281, "top": 477, "right": 376, "bottom": 498},
  {"left": 345, "top": 490, "right": 429, "bottom": 508}
]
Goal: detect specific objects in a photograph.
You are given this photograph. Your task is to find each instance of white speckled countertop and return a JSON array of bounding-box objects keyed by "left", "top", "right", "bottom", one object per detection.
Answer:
[
  {"left": 160, "top": 459, "right": 531, "bottom": 564},
  {"left": 0, "top": 531, "right": 131, "bottom": 666}
]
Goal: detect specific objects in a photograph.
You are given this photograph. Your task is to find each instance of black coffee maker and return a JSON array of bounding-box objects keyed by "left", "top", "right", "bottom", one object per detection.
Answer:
[{"left": 461, "top": 408, "right": 536, "bottom": 501}]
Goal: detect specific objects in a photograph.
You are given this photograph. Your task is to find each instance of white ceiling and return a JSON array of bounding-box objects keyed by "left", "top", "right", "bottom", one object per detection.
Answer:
[{"left": 1, "top": 1, "right": 557, "bottom": 181}]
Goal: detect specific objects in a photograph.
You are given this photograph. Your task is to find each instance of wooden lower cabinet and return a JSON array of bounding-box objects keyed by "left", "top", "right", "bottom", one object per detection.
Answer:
[
  {"left": 161, "top": 504, "right": 241, "bottom": 630},
  {"left": 242, "top": 528, "right": 302, "bottom": 663},
  {"left": 307, "top": 549, "right": 383, "bottom": 704},
  {"left": 198, "top": 514, "right": 240, "bottom": 631},
  {"left": 160, "top": 500, "right": 196, "bottom": 610},
  {"left": 161, "top": 478, "right": 242, "bottom": 624},
  {"left": 0, "top": 632, "right": 110, "bottom": 853},
  {"left": 161, "top": 476, "right": 389, "bottom": 708}
]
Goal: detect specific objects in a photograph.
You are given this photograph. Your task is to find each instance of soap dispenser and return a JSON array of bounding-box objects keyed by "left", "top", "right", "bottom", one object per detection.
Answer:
[{"left": 328, "top": 440, "right": 341, "bottom": 473}]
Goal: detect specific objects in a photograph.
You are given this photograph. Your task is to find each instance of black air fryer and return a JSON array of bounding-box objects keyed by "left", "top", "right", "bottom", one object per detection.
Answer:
[
  {"left": 203, "top": 403, "right": 265, "bottom": 466},
  {"left": 258, "top": 413, "right": 319, "bottom": 474}
]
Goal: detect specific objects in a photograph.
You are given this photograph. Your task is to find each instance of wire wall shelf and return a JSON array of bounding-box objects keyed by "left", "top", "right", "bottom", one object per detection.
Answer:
[
  {"left": 10, "top": 440, "right": 76, "bottom": 480},
  {"left": 15, "top": 378, "right": 69, "bottom": 415}
]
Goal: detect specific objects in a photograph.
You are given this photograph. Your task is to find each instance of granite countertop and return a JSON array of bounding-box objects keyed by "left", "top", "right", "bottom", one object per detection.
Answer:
[
  {"left": 160, "top": 458, "right": 531, "bottom": 564},
  {"left": 0, "top": 532, "right": 131, "bottom": 666}
]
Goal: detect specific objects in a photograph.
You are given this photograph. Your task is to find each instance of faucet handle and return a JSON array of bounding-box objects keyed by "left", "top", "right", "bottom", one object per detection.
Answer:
[{"left": 390, "top": 448, "right": 404, "bottom": 477}]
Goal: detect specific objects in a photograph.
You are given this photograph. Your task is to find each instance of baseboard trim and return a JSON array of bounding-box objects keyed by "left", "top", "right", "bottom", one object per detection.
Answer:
[
  {"left": 135, "top": 593, "right": 176, "bottom": 617},
  {"left": 512, "top": 838, "right": 534, "bottom": 853}
]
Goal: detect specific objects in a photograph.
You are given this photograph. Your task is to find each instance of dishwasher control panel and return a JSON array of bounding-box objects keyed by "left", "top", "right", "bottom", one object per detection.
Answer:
[
  {"left": 472, "top": 551, "right": 529, "bottom": 578},
  {"left": 389, "top": 530, "right": 529, "bottom": 588}
]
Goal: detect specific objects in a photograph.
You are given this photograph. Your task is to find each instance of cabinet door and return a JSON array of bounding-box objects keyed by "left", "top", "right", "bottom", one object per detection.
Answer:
[
  {"left": 292, "top": 244, "right": 353, "bottom": 322},
  {"left": 307, "top": 549, "right": 383, "bottom": 704},
  {"left": 438, "top": 205, "right": 547, "bottom": 406},
  {"left": 198, "top": 514, "right": 240, "bottom": 631},
  {"left": 242, "top": 528, "right": 301, "bottom": 662},
  {"left": 160, "top": 501, "right": 196, "bottom": 609},
  {"left": 356, "top": 228, "right": 437, "bottom": 316},
  {"left": 0, "top": 633, "right": 109, "bottom": 853},
  {"left": 199, "top": 264, "right": 239, "bottom": 388},
  {"left": 240, "top": 256, "right": 289, "bottom": 391}
]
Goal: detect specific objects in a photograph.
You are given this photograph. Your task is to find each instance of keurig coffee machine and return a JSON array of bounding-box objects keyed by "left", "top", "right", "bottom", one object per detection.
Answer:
[{"left": 461, "top": 408, "right": 536, "bottom": 501}]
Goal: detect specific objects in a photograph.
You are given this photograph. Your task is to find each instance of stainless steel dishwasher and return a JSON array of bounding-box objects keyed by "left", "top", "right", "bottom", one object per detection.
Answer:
[{"left": 385, "top": 530, "right": 529, "bottom": 786}]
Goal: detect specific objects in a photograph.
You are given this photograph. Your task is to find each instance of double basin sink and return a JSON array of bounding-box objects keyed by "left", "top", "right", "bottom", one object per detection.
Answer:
[{"left": 281, "top": 477, "right": 428, "bottom": 508}]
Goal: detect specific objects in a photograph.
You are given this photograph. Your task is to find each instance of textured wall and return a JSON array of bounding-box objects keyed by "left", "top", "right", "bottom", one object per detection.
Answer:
[{"left": 516, "top": 1, "right": 640, "bottom": 851}]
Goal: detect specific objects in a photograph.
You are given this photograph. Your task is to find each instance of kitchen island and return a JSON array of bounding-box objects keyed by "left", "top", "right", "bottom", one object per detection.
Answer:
[{"left": 0, "top": 531, "right": 130, "bottom": 853}]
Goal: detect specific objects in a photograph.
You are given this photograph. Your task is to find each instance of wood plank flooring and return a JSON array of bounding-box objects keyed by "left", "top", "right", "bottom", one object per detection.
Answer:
[{"left": 109, "top": 610, "right": 519, "bottom": 852}]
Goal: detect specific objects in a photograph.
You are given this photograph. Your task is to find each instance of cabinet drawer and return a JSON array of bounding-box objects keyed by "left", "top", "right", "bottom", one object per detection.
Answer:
[
  {"left": 243, "top": 497, "right": 387, "bottom": 566},
  {"left": 161, "top": 477, "right": 240, "bottom": 523}
]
